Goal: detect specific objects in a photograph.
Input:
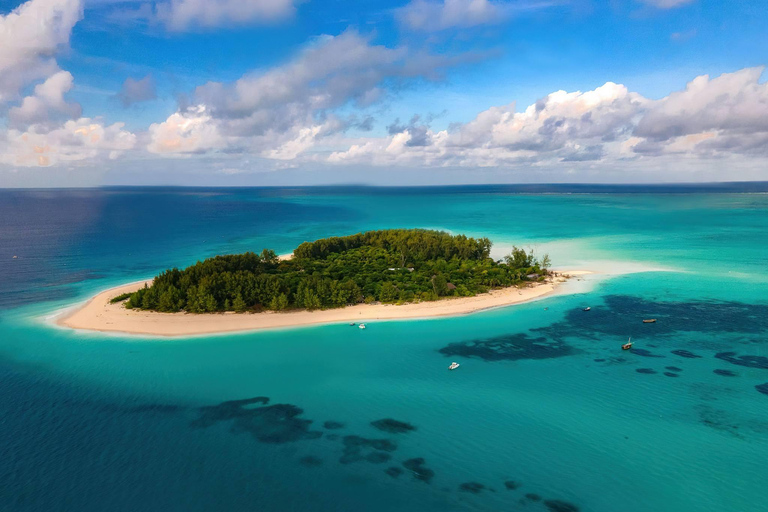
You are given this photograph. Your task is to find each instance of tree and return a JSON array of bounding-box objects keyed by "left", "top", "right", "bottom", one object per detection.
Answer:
[
  {"left": 269, "top": 293, "right": 289, "bottom": 311},
  {"left": 232, "top": 294, "right": 247, "bottom": 313},
  {"left": 431, "top": 273, "right": 448, "bottom": 296},
  {"left": 379, "top": 282, "right": 399, "bottom": 302}
]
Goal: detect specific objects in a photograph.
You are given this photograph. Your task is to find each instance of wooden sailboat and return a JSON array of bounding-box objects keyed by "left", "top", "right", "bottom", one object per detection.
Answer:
[{"left": 622, "top": 337, "right": 633, "bottom": 350}]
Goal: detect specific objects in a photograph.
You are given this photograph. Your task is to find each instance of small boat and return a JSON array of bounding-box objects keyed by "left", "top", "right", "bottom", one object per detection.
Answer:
[
  {"left": 642, "top": 319, "right": 657, "bottom": 323},
  {"left": 349, "top": 322, "right": 356, "bottom": 326},
  {"left": 448, "top": 362, "right": 460, "bottom": 370},
  {"left": 583, "top": 307, "right": 591, "bottom": 311},
  {"left": 622, "top": 337, "right": 633, "bottom": 350},
  {"left": 358, "top": 323, "right": 366, "bottom": 330}
]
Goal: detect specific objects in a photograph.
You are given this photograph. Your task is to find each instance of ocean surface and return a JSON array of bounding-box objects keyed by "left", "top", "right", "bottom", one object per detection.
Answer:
[{"left": 1, "top": 185, "right": 767, "bottom": 512}]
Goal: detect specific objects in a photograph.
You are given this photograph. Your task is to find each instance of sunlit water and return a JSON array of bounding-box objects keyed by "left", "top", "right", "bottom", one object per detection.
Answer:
[{"left": 1, "top": 186, "right": 766, "bottom": 512}]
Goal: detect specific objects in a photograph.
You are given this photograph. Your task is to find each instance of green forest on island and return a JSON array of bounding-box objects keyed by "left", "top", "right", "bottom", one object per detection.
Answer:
[{"left": 123, "top": 229, "right": 550, "bottom": 313}]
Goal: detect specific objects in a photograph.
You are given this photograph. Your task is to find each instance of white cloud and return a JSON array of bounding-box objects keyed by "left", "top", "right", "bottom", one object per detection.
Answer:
[
  {"left": 325, "top": 67, "right": 768, "bottom": 171},
  {"left": 396, "top": 0, "right": 552, "bottom": 32},
  {"left": 1, "top": 118, "right": 136, "bottom": 167},
  {"left": 0, "top": 0, "right": 83, "bottom": 104},
  {"left": 8, "top": 71, "right": 82, "bottom": 128},
  {"left": 148, "top": 30, "right": 467, "bottom": 158},
  {"left": 155, "top": 0, "right": 297, "bottom": 31},
  {"left": 147, "top": 105, "right": 225, "bottom": 154},
  {"left": 0, "top": 0, "right": 140, "bottom": 170}
]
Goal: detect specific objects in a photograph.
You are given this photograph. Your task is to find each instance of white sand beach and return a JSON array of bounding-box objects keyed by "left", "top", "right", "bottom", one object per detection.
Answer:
[{"left": 56, "top": 271, "right": 590, "bottom": 337}]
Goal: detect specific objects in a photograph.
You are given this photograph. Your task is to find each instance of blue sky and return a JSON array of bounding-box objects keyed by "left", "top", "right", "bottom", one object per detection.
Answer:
[{"left": 0, "top": 0, "right": 767, "bottom": 186}]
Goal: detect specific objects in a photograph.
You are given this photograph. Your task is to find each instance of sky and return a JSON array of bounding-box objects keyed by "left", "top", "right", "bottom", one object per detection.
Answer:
[{"left": 0, "top": 0, "right": 766, "bottom": 187}]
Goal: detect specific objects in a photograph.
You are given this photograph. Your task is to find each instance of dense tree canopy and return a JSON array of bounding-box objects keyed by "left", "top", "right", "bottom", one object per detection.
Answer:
[{"left": 125, "top": 229, "right": 549, "bottom": 313}]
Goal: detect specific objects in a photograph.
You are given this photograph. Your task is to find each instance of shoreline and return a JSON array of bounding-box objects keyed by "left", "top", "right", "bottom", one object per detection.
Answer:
[{"left": 56, "top": 271, "right": 591, "bottom": 337}]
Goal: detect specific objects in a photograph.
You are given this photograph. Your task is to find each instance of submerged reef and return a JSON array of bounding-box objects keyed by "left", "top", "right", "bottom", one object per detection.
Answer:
[
  {"left": 671, "top": 350, "right": 702, "bottom": 359},
  {"left": 630, "top": 349, "right": 665, "bottom": 358},
  {"left": 402, "top": 458, "right": 435, "bottom": 483},
  {"left": 190, "top": 397, "right": 322, "bottom": 444},
  {"left": 459, "top": 482, "right": 486, "bottom": 494},
  {"left": 544, "top": 499, "right": 581, "bottom": 512},
  {"left": 439, "top": 333, "right": 576, "bottom": 362},
  {"left": 339, "top": 435, "right": 397, "bottom": 465},
  {"left": 385, "top": 466, "right": 403, "bottom": 478},
  {"left": 535, "top": 295, "right": 768, "bottom": 340},
  {"left": 370, "top": 418, "right": 416, "bottom": 434},
  {"left": 715, "top": 352, "right": 768, "bottom": 370}
]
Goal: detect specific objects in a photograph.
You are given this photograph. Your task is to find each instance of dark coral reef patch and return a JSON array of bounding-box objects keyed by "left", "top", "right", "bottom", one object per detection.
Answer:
[
  {"left": 439, "top": 333, "right": 576, "bottom": 362},
  {"left": 635, "top": 368, "right": 657, "bottom": 374},
  {"left": 544, "top": 499, "right": 581, "bottom": 512},
  {"left": 536, "top": 295, "right": 768, "bottom": 340},
  {"left": 190, "top": 397, "right": 322, "bottom": 444},
  {"left": 385, "top": 466, "right": 403, "bottom": 478},
  {"left": 370, "top": 418, "right": 416, "bottom": 434},
  {"left": 713, "top": 369, "right": 737, "bottom": 377},
  {"left": 339, "top": 435, "right": 397, "bottom": 465},
  {"left": 402, "top": 458, "right": 435, "bottom": 483},
  {"left": 630, "top": 349, "right": 665, "bottom": 358},
  {"left": 671, "top": 350, "right": 702, "bottom": 359},
  {"left": 715, "top": 352, "right": 768, "bottom": 370},
  {"left": 756, "top": 383, "right": 768, "bottom": 396},
  {"left": 459, "top": 482, "right": 485, "bottom": 494}
]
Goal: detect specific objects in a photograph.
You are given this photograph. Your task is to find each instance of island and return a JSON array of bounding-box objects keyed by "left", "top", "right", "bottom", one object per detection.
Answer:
[{"left": 57, "top": 229, "right": 589, "bottom": 336}]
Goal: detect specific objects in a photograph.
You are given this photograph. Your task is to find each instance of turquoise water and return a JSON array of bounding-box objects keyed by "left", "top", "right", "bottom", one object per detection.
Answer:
[{"left": 1, "top": 187, "right": 767, "bottom": 512}]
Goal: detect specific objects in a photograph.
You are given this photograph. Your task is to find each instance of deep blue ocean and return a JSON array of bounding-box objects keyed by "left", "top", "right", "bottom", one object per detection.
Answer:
[{"left": 1, "top": 186, "right": 767, "bottom": 512}]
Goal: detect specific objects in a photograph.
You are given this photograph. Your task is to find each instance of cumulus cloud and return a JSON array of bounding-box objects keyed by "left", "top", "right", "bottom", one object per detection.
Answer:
[
  {"left": 396, "top": 0, "right": 553, "bottom": 31},
  {"left": 326, "top": 67, "right": 768, "bottom": 169},
  {"left": 147, "top": 105, "right": 225, "bottom": 154},
  {"left": 116, "top": 75, "right": 157, "bottom": 107},
  {"left": 148, "top": 30, "right": 470, "bottom": 157},
  {"left": 155, "top": 0, "right": 297, "bottom": 31},
  {"left": 1, "top": 119, "right": 136, "bottom": 167},
  {"left": 0, "top": 0, "right": 83, "bottom": 104},
  {"left": 0, "top": 0, "right": 139, "bottom": 169},
  {"left": 635, "top": 67, "right": 768, "bottom": 141},
  {"left": 8, "top": 71, "right": 82, "bottom": 128}
]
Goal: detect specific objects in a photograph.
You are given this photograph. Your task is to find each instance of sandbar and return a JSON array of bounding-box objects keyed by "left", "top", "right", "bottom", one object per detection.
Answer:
[{"left": 57, "top": 271, "right": 590, "bottom": 337}]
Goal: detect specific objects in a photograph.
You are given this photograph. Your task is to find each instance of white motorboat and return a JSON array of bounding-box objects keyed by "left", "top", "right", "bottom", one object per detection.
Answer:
[
  {"left": 448, "top": 362, "right": 460, "bottom": 370},
  {"left": 359, "top": 323, "right": 366, "bottom": 329}
]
